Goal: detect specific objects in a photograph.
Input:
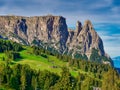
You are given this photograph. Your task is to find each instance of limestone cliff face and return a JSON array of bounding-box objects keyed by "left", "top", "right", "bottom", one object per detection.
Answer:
[
  {"left": 27, "top": 16, "right": 69, "bottom": 52},
  {"left": 0, "top": 15, "right": 109, "bottom": 61},
  {"left": 67, "top": 20, "right": 105, "bottom": 58},
  {"left": 0, "top": 15, "right": 68, "bottom": 52}
]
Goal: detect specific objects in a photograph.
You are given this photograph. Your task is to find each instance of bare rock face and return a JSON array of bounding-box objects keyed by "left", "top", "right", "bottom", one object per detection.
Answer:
[
  {"left": 0, "top": 15, "right": 69, "bottom": 53},
  {"left": 67, "top": 20, "right": 105, "bottom": 58},
  {"left": 0, "top": 16, "right": 28, "bottom": 44},
  {"left": 0, "top": 15, "right": 110, "bottom": 62}
]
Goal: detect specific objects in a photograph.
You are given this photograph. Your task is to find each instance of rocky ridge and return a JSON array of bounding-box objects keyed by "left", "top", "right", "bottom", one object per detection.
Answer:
[{"left": 0, "top": 15, "right": 111, "bottom": 63}]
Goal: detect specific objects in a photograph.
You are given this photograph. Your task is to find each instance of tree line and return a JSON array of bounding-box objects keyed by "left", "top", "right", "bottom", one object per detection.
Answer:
[
  {"left": 0, "top": 63, "right": 120, "bottom": 90},
  {"left": 0, "top": 39, "right": 23, "bottom": 52}
]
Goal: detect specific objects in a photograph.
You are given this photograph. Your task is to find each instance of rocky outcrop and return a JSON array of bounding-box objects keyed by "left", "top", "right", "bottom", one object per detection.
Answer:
[
  {"left": 0, "top": 15, "right": 110, "bottom": 62},
  {"left": 0, "top": 15, "right": 69, "bottom": 52},
  {"left": 67, "top": 20, "right": 106, "bottom": 59}
]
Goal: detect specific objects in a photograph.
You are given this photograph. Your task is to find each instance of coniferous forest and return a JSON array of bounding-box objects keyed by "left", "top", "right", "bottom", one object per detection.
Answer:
[{"left": 0, "top": 39, "right": 120, "bottom": 90}]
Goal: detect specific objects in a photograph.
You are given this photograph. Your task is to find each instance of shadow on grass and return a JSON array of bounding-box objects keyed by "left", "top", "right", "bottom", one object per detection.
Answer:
[
  {"left": 14, "top": 56, "right": 24, "bottom": 62},
  {"left": 10, "top": 61, "right": 16, "bottom": 65}
]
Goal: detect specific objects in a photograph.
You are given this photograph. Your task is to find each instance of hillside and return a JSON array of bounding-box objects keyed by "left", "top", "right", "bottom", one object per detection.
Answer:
[
  {"left": 0, "top": 39, "right": 103, "bottom": 77},
  {"left": 0, "top": 39, "right": 120, "bottom": 90}
]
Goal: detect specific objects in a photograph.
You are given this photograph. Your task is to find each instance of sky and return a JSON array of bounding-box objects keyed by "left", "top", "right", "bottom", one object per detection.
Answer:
[{"left": 0, "top": 0, "right": 120, "bottom": 57}]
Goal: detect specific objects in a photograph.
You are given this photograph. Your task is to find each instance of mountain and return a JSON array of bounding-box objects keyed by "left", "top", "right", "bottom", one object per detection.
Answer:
[
  {"left": 0, "top": 15, "right": 111, "bottom": 64},
  {"left": 112, "top": 56, "right": 120, "bottom": 68}
]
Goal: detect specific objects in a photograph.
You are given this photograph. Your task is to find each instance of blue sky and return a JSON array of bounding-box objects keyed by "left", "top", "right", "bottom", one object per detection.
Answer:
[{"left": 0, "top": 0, "right": 120, "bottom": 57}]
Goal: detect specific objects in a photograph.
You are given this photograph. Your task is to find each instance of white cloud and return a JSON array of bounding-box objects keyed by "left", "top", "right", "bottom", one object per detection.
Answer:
[{"left": 104, "top": 46, "right": 120, "bottom": 57}]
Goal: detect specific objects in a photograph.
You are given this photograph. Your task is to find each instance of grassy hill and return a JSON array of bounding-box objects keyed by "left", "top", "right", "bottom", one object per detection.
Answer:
[
  {"left": 0, "top": 40, "right": 120, "bottom": 90},
  {"left": 0, "top": 45, "right": 95, "bottom": 77}
]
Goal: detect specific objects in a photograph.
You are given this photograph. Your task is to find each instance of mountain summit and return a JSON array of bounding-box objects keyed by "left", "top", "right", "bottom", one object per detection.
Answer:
[{"left": 0, "top": 15, "right": 111, "bottom": 64}]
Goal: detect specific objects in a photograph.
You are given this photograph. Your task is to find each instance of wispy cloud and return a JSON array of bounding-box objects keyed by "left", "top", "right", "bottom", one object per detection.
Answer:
[
  {"left": 100, "top": 35, "right": 120, "bottom": 57},
  {"left": 95, "top": 23, "right": 120, "bottom": 57},
  {"left": 0, "top": 0, "right": 119, "bottom": 21},
  {"left": 111, "top": 6, "right": 120, "bottom": 14}
]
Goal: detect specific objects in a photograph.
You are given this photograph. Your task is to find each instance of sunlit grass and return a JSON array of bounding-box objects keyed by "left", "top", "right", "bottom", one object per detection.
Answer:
[{"left": 0, "top": 46, "right": 101, "bottom": 78}]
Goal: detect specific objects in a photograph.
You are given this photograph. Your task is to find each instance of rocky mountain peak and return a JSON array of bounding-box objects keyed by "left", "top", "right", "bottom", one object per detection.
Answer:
[
  {"left": 67, "top": 19, "right": 107, "bottom": 61},
  {"left": 82, "top": 20, "right": 93, "bottom": 32},
  {"left": 84, "top": 20, "right": 93, "bottom": 28},
  {"left": 76, "top": 20, "right": 105, "bottom": 58},
  {"left": 76, "top": 21, "right": 82, "bottom": 36}
]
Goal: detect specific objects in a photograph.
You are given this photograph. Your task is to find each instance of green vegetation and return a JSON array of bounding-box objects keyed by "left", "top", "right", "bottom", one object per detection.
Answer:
[
  {"left": 0, "top": 39, "right": 23, "bottom": 52},
  {"left": 90, "top": 48, "right": 111, "bottom": 62},
  {"left": 74, "top": 53, "right": 88, "bottom": 60},
  {"left": 0, "top": 39, "right": 120, "bottom": 90},
  {"left": 5, "top": 51, "right": 21, "bottom": 60}
]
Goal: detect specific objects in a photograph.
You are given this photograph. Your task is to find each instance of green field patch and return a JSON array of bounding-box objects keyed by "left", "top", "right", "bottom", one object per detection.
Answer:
[{"left": 0, "top": 46, "right": 102, "bottom": 78}]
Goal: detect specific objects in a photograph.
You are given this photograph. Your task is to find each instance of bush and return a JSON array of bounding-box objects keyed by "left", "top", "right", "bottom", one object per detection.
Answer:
[
  {"left": 41, "top": 54, "right": 48, "bottom": 58},
  {"left": 5, "top": 51, "right": 21, "bottom": 60}
]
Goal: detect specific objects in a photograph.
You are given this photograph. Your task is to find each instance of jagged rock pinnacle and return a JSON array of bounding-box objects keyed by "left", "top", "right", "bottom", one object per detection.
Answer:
[{"left": 76, "top": 21, "right": 82, "bottom": 36}]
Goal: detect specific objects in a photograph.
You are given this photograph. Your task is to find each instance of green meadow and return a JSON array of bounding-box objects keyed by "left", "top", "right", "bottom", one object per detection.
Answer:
[{"left": 0, "top": 46, "right": 95, "bottom": 77}]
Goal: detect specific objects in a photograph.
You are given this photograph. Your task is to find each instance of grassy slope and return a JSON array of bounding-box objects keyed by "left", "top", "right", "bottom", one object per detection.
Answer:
[
  {"left": 0, "top": 53, "right": 5, "bottom": 64},
  {"left": 0, "top": 46, "right": 95, "bottom": 77},
  {"left": 16, "top": 46, "right": 66, "bottom": 75}
]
